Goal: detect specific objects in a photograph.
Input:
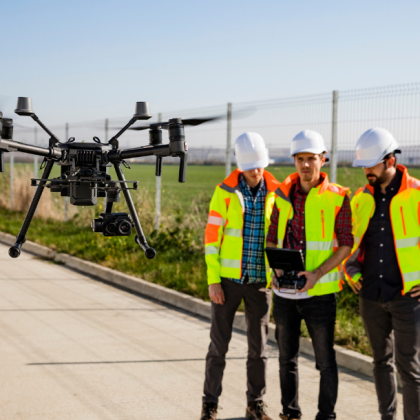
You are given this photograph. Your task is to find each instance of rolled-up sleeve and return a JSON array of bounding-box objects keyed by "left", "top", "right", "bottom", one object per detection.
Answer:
[
  {"left": 266, "top": 204, "right": 279, "bottom": 245},
  {"left": 335, "top": 195, "right": 353, "bottom": 248}
]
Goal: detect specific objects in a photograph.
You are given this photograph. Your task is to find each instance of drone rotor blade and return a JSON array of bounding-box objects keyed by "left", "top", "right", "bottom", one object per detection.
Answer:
[
  {"left": 127, "top": 123, "right": 169, "bottom": 131},
  {"left": 112, "top": 106, "right": 256, "bottom": 132},
  {"left": 182, "top": 116, "right": 223, "bottom": 126}
]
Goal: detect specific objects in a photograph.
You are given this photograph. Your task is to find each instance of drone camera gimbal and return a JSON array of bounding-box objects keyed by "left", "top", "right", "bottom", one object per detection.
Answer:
[{"left": 0, "top": 97, "right": 189, "bottom": 260}]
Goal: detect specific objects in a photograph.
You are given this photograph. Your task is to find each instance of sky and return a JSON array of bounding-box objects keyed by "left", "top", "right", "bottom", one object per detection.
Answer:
[{"left": 1, "top": 0, "right": 420, "bottom": 126}]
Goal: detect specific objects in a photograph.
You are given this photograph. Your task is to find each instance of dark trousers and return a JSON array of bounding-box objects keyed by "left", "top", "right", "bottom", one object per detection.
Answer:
[
  {"left": 273, "top": 293, "right": 338, "bottom": 420},
  {"left": 203, "top": 278, "right": 272, "bottom": 404},
  {"left": 360, "top": 294, "right": 420, "bottom": 420}
]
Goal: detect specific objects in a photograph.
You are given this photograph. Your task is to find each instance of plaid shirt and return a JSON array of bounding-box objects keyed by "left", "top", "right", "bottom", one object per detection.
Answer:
[
  {"left": 266, "top": 177, "right": 353, "bottom": 250},
  {"left": 229, "top": 174, "right": 267, "bottom": 284}
]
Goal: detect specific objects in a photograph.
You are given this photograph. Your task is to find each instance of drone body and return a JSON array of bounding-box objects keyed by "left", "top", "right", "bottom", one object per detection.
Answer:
[{"left": 0, "top": 98, "right": 189, "bottom": 260}]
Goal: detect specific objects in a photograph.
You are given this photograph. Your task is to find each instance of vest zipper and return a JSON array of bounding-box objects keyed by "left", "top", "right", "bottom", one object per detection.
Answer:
[
  {"left": 321, "top": 209, "right": 325, "bottom": 239},
  {"left": 400, "top": 206, "right": 407, "bottom": 236}
]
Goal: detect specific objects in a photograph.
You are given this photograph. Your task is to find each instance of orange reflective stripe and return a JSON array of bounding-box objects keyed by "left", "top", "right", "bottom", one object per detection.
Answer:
[
  {"left": 206, "top": 210, "right": 224, "bottom": 244},
  {"left": 205, "top": 224, "right": 220, "bottom": 244},
  {"left": 400, "top": 206, "right": 407, "bottom": 236},
  {"left": 418, "top": 202, "right": 420, "bottom": 227}
]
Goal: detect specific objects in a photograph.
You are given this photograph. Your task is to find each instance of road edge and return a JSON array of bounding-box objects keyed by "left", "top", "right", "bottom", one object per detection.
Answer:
[{"left": 0, "top": 231, "right": 374, "bottom": 379}]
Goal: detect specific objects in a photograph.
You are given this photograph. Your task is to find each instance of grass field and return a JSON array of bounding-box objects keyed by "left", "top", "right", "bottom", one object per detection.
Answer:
[{"left": 2, "top": 162, "right": 417, "bottom": 356}]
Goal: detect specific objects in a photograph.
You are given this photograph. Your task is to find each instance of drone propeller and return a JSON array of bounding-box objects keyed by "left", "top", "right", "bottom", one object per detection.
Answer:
[
  {"left": 111, "top": 115, "right": 223, "bottom": 131},
  {"left": 110, "top": 106, "right": 256, "bottom": 132}
]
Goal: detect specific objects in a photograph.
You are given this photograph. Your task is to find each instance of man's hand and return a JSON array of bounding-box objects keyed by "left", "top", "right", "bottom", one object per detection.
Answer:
[
  {"left": 271, "top": 269, "right": 284, "bottom": 290},
  {"left": 209, "top": 283, "right": 225, "bottom": 305},
  {"left": 410, "top": 284, "right": 420, "bottom": 302},
  {"left": 296, "top": 268, "right": 323, "bottom": 293},
  {"left": 348, "top": 277, "right": 363, "bottom": 294}
]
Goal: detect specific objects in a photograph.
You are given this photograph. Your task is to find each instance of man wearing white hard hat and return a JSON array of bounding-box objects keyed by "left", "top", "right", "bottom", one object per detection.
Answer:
[
  {"left": 201, "top": 132, "right": 280, "bottom": 420},
  {"left": 266, "top": 130, "right": 353, "bottom": 420},
  {"left": 344, "top": 128, "right": 420, "bottom": 420}
]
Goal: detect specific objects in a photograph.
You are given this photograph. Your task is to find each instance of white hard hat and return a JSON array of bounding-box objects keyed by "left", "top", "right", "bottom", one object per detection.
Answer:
[
  {"left": 234, "top": 132, "right": 269, "bottom": 171},
  {"left": 352, "top": 128, "right": 400, "bottom": 168},
  {"left": 290, "top": 130, "right": 327, "bottom": 156}
]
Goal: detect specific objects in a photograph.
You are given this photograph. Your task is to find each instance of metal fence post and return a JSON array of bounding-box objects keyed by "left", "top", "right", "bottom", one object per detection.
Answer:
[
  {"left": 330, "top": 91, "right": 339, "bottom": 183},
  {"left": 155, "top": 113, "right": 162, "bottom": 231},
  {"left": 64, "top": 123, "right": 69, "bottom": 221},
  {"left": 103, "top": 118, "right": 109, "bottom": 211},
  {"left": 34, "top": 127, "right": 38, "bottom": 180},
  {"left": 225, "top": 103, "right": 232, "bottom": 177},
  {"left": 10, "top": 151, "right": 14, "bottom": 210}
]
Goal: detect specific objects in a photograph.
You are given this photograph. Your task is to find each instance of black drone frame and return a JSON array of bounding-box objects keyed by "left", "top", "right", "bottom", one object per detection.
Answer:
[{"left": 0, "top": 97, "right": 189, "bottom": 260}]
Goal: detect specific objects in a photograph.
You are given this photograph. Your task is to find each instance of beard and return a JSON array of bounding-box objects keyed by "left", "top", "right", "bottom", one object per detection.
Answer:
[{"left": 366, "top": 172, "right": 388, "bottom": 187}]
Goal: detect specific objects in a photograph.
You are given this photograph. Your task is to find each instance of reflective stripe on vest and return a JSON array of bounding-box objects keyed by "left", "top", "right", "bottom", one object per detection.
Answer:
[
  {"left": 205, "top": 245, "right": 220, "bottom": 255},
  {"left": 224, "top": 228, "right": 242, "bottom": 237}
]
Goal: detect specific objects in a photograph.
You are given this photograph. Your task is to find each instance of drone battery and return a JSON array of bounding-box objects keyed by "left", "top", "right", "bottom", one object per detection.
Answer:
[{"left": 70, "top": 183, "right": 97, "bottom": 206}]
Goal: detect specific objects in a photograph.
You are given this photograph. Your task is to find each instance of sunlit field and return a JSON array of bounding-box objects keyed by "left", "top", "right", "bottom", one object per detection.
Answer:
[{"left": 1, "top": 162, "right": 417, "bottom": 356}]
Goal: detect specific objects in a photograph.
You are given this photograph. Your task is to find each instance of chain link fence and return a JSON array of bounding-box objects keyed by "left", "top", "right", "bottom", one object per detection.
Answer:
[
  {"left": 10, "top": 82, "right": 420, "bottom": 167},
  {"left": 5, "top": 82, "right": 420, "bottom": 214}
]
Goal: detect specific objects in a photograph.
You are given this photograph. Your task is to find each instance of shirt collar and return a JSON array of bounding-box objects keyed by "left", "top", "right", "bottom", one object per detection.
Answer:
[
  {"left": 239, "top": 173, "right": 266, "bottom": 193},
  {"left": 295, "top": 175, "right": 324, "bottom": 195},
  {"left": 375, "top": 168, "right": 403, "bottom": 194}
]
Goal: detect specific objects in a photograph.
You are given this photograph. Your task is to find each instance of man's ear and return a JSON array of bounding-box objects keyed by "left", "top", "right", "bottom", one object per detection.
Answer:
[
  {"left": 320, "top": 154, "right": 326, "bottom": 167},
  {"left": 387, "top": 156, "right": 396, "bottom": 169}
]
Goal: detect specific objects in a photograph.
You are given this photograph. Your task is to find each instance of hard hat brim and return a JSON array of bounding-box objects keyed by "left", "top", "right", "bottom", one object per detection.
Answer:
[
  {"left": 352, "top": 157, "right": 383, "bottom": 168},
  {"left": 352, "top": 147, "right": 401, "bottom": 168},
  {"left": 237, "top": 156, "right": 269, "bottom": 171},
  {"left": 290, "top": 147, "right": 327, "bottom": 157}
]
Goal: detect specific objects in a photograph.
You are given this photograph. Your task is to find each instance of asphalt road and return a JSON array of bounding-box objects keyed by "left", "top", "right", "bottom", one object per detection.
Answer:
[{"left": 0, "top": 243, "right": 403, "bottom": 419}]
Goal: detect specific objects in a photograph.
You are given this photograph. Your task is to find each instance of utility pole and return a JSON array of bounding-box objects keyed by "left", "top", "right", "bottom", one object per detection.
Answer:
[
  {"left": 34, "top": 127, "right": 38, "bottom": 180},
  {"left": 64, "top": 123, "right": 69, "bottom": 221},
  {"left": 105, "top": 118, "right": 109, "bottom": 142},
  {"left": 155, "top": 113, "right": 162, "bottom": 231},
  {"left": 104, "top": 118, "right": 109, "bottom": 210},
  {"left": 225, "top": 103, "right": 232, "bottom": 177},
  {"left": 330, "top": 91, "right": 339, "bottom": 183}
]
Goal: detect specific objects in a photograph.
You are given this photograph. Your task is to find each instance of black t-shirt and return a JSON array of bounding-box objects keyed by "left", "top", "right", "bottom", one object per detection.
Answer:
[{"left": 361, "top": 169, "right": 403, "bottom": 303}]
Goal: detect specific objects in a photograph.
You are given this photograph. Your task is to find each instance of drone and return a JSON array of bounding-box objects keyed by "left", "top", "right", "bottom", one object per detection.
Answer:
[{"left": 0, "top": 97, "right": 216, "bottom": 260}]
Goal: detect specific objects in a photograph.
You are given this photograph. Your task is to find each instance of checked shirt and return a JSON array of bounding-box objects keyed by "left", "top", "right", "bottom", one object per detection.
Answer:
[
  {"left": 228, "top": 174, "right": 267, "bottom": 284},
  {"left": 266, "top": 176, "right": 353, "bottom": 251}
]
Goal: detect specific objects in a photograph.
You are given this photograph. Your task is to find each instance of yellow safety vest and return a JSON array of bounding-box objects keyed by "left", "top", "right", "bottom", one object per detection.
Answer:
[
  {"left": 274, "top": 172, "right": 349, "bottom": 296},
  {"left": 344, "top": 165, "right": 420, "bottom": 295},
  {"left": 204, "top": 169, "right": 280, "bottom": 285}
]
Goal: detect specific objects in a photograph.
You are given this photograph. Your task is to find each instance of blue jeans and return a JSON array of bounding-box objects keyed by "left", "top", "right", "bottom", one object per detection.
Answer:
[{"left": 273, "top": 293, "right": 338, "bottom": 420}]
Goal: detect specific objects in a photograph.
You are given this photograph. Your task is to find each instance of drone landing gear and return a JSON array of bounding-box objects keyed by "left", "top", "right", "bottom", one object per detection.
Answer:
[
  {"left": 113, "top": 163, "right": 156, "bottom": 260},
  {"left": 9, "top": 159, "right": 55, "bottom": 258}
]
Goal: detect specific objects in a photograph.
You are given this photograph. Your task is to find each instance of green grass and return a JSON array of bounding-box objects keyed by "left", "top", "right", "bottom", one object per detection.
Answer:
[{"left": 4, "top": 162, "right": 416, "bottom": 356}]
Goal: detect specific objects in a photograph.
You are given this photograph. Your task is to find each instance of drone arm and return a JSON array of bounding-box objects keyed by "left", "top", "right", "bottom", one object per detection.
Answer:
[
  {"left": 113, "top": 163, "right": 156, "bottom": 260},
  {"left": 31, "top": 115, "right": 60, "bottom": 144},
  {"left": 0, "top": 138, "right": 61, "bottom": 159},
  {"left": 108, "top": 144, "right": 170, "bottom": 162},
  {"left": 109, "top": 142, "right": 187, "bottom": 182}
]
